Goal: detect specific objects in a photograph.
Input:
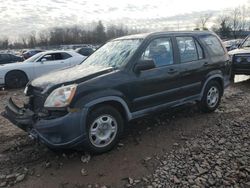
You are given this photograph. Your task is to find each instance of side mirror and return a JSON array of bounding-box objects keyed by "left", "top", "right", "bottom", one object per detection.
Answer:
[{"left": 134, "top": 59, "right": 155, "bottom": 73}]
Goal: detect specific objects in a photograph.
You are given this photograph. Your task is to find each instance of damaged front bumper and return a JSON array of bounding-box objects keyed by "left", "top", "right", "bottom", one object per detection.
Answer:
[
  {"left": 2, "top": 98, "right": 34, "bottom": 131},
  {"left": 2, "top": 98, "right": 87, "bottom": 149}
]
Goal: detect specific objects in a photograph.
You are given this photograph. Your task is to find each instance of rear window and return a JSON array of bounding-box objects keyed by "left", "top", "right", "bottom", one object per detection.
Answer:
[
  {"left": 200, "top": 35, "right": 225, "bottom": 56},
  {"left": 61, "top": 52, "right": 72, "bottom": 59}
]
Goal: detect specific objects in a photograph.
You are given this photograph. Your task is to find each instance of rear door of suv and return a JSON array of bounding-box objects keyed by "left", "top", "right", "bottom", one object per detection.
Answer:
[{"left": 174, "top": 35, "right": 209, "bottom": 98}]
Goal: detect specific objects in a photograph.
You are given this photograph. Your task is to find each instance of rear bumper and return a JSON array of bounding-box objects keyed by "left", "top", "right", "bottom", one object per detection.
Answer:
[
  {"left": 232, "top": 68, "right": 250, "bottom": 75},
  {"left": 2, "top": 98, "right": 87, "bottom": 149},
  {"left": 232, "top": 64, "right": 250, "bottom": 75}
]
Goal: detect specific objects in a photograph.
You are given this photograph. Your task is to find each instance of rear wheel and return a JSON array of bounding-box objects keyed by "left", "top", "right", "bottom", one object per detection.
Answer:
[
  {"left": 200, "top": 80, "right": 222, "bottom": 112},
  {"left": 83, "top": 105, "right": 124, "bottom": 154},
  {"left": 5, "top": 71, "right": 28, "bottom": 89}
]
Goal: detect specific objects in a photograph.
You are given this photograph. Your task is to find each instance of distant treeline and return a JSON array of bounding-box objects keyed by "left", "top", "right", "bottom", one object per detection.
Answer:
[{"left": 0, "top": 21, "right": 145, "bottom": 50}]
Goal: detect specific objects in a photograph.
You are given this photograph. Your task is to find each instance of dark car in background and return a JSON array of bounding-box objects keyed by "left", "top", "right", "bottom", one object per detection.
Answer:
[
  {"left": 0, "top": 53, "right": 23, "bottom": 65},
  {"left": 223, "top": 39, "right": 243, "bottom": 52},
  {"left": 3, "top": 31, "right": 230, "bottom": 154},
  {"left": 228, "top": 35, "right": 250, "bottom": 80},
  {"left": 75, "top": 47, "right": 95, "bottom": 57},
  {"left": 22, "top": 49, "right": 43, "bottom": 59}
]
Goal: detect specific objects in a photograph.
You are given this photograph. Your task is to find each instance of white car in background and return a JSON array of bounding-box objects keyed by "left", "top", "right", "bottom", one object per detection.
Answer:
[{"left": 0, "top": 51, "right": 86, "bottom": 88}]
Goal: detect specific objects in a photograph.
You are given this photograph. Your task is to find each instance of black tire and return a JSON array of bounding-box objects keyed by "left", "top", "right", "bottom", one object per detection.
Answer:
[
  {"left": 200, "top": 80, "right": 222, "bottom": 113},
  {"left": 83, "top": 105, "right": 124, "bottom": 154},
  {"left": 5, "top": 71, "right": 28, "bottom": 89}
]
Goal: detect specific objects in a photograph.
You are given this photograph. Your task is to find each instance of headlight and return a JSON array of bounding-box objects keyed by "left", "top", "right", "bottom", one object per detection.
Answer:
[{"left": 44, "top": 84, "right": 77, "bottom": 108}]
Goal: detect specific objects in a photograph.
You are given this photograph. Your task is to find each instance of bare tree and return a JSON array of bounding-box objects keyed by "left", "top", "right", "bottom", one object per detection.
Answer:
[
  {"left": 0, "top": 38, "right": 9, "bottom": 50},
  {"left": 94, "top": 21, "right": 106, "bottom": 44},
  {"left": 200, "top": 13, "right": 213, "bottom": 30},
  {"left": 38, "top": 31, "right": 49, "bottom": 46},
  {"left": 28, "top": 32, "right": 37, "bottom": 48},
  {"left": 214, "top": 14, "right": 232, "bottom": 39},
  {"left": 240, "top": 5, "right": 247, "bottom": 31},
  {"left": 21, "top": 37, "right": 27, "bottom": 48},
  {"left": 230, "top": 7, "right": 241, "bottom": 39}
]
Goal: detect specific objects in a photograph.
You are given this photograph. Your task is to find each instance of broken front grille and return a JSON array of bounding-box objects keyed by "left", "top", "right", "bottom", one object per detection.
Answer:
[{"left": 29, "top": 86, "right": 48, "bottom": 115}]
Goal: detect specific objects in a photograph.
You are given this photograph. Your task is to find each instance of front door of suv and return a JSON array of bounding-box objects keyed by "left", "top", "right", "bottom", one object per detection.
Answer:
[{"left": 132, "top": 37, "right": 184, "bottom": 112}]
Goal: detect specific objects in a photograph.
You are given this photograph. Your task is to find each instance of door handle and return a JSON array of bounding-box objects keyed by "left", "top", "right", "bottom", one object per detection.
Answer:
[
  {"left": 60, "top": 61, "right": 64, "bottom": 63},
  {"left": 168, "top": 68, "right": 177, "bottom": 74},
  {"left": 203, "top": 62, "right": 209, "bottom": 66}
]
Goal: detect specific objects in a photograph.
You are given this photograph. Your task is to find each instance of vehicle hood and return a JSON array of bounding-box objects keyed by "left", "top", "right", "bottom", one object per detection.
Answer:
[
  {"left": 31, "top": 65, "right": 114, "bottom": 90},
  {"left": 228, "top": 47, "right": 250, "bottom": 55}
]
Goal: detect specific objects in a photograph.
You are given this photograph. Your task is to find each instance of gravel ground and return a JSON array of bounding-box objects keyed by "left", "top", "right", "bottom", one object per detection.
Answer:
[
  {"left": 131, "top": 118, "right": 250, "bottom": 188},
  {"left": 0, "top": 77, "right": 250, "bottom": 187}
]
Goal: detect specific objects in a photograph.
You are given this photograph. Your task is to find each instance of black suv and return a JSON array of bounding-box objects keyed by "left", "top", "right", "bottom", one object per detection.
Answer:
[
  {"left": 228, "top": 35, "right": 250, "bottom": 80},
  {"left": 0, "top": 53, "right": 23, "bottom": 65},
  {"left": 3, "top": 31, "right": 230, "bottom": 153}
]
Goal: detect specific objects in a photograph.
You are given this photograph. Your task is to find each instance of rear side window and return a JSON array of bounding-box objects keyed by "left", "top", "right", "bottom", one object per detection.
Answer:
[
  {"left": 177, "top": 37, "right": 203, "bottom": 63},
  {"left": 200, "top": 35, "right": 225, "bottom": 56},
  {"left": 61, "top": 52, "right": 72, "bottom": 59}
]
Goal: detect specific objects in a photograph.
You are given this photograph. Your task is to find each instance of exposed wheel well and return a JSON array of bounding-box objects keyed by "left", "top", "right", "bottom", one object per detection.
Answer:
[
  {"left": 210, "top": 77, "right": 224, "bottom": 94},
  {"left": 88, "top": 101, "right": 129, "bottom": 122},
  {"left": 5, "top": 70, "right": 29, "bottom": 83},
  {"left": 200, "top": 76, "right": 224, "bottom": 100}
]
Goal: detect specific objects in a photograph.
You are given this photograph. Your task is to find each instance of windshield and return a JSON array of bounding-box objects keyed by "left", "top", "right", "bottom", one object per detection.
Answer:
[
  {"left": 80, "top": 39, "right": 142, "bottom": 69},
  {"left": 241, "top": 36, "right": 250, "bottom": 48},
  {"left": 24, "top": 52, "right": 44, "bottom": 63}
]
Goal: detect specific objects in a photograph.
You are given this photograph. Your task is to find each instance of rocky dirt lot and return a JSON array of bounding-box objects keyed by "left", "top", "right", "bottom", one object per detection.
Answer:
[{"left": 0, "top": 77, "right": 249, "bottom": 188}]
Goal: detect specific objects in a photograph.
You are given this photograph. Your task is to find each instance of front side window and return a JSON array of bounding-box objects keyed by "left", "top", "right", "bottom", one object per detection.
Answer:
[
  {"left": 141, "top": 38, "right": 174, "bottom": 67},
  {"left": 200, "top": 35, "right": 225, "bottom": 56},
  {"left": 177, "top": 37, "right": 201, "bottom": 63},
  {"left": 40, "top": 53, "right": 63, "bottom": 62}
]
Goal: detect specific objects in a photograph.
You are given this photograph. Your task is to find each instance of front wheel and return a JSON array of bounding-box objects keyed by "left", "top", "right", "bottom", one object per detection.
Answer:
[
  {"left": 83, "top": 105, "right": 124, "bottom": 154},
  {"left": 5, "top": 71, "right": 28, "bottom": 89},
  {"left": 200, "top": 81, "right": 222, "bottom": 113}
]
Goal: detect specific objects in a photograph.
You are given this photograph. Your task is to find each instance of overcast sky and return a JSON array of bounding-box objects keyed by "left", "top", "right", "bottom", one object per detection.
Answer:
[{"left": 0, "top": 0, "right": 249, "bottom": 40}]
